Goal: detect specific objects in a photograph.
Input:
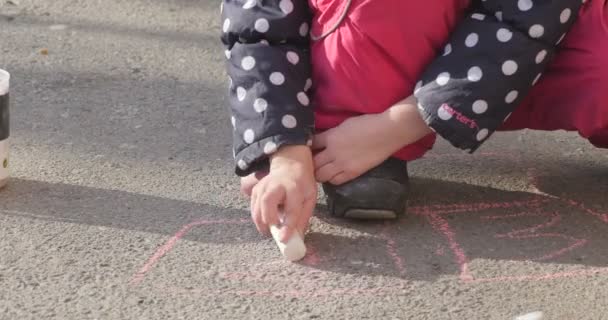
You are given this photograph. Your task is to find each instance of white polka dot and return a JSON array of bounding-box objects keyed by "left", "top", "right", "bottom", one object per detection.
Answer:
[
  {"left": 560, "top": 8, "right": 572, "bottom": 23},
  {"left": 495, "top": 11, "right": 503, "bottom": 21},
  {"left": 264, "top": 142, "right": 278, "bottom": 154},
  {"left": 465, "top": 33, "right": 479, "bottom": 47},
  {"left": 282, "top": 115, "right": 297, "bottom": 128},
  {"left": 253, "top": 98, "right": 267, "bottom": 112},
  {"left": 502, "top": 60, "right": 518, "bottom": 76},
  {"left": 438, "top": 106, "right": 453, "bottom": 120},
  {"left": 518, "top": 0, "right": 533, "bottom": 11},
  {"left": 443, "top": 44, "right": 452, "bottom": 56},
  {"left": 224, "top": 50, "right": 231, "bottom": 59},
  {"left": 497, "top": 28, "right": 513, "bottom": 42},
  {"left": 286, "top": 51, "right": 299, "bottom": 65},
  {"left": 260, "top": 39, "right": 270, "bottom": 45},
  {"left": 299, "top": 23, "right": 309, "bottom": 37},
  {"left": 231, "top": 116, "right": 236, "bottom": 127},
  {"left": 269, "top": 72, "right": 285, "bottom": 85},
  {"left": 472, "top": 100, "right": 488, "bottom": 114},
  {"left": 535, "top": 50, "right": 547, "bottom": 64},
  {"left": 244, "top": 129, "right": 255, "bottom": 144},
  {"left": 304, "top": 78, "right": 312, "bottom": 91},
  {"left": 254, "top": 18, "right": 270, "bottom": 33},
  {"left": 220, "top": 1, "right": 224, "bottom": 13},
  {"left": 228, "top": 76, "right": 233, "bottom": 88},
  {"left": 297, "top": 92, "right": 309, "bottom": 106},
  {"left": 243, "top": 0, "right": 257, "bottom": 9},
  {"left": 414, "top": 81, "right": 423, "bottom": 95},
  {"left": 533, "top": 73, "right": 542, "bottom": 85},
  {"left": 556, "top": 33, "right": 566, "bottom": 44},
  {"left": 306, "top": 139, "right": 313, "bottom": 147},
  {"left": 472, "top": 13, "right": 486, "bottom": 20},
  {"left": 529, "top": 24, "right": 545, "bottom": 38},
  {"left": 506, "top": 90, "right": 519, "bottom": 103},
  {"left": 279, "top": 0, "right": 294, "bottom": 14},
  {"left": 468, "top": 66, "right": 483, "bottom": 82},
  {"left": 236, "top": 87, "right": 247, "bottom": 101},
  {"left": 436, "top": 72, "right": 451, "bottom": 86},
  {"left": 241, "top": 56, "right": 256, "bottom": 70},
  {"left": 222, "top": 19, "right": 231, "bottom": 33},
  {"left": 476, "top": 129, "right": 489, "bottom": 141},
  {"left": 237, "top": 159, "right": 247, "bottom": 170}
]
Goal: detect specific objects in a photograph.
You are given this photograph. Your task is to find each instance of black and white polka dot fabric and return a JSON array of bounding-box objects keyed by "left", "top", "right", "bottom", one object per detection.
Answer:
[
  {"left": 221, "top": 0, "right": 583, "bottom": 176},
  {"left": 415, "top": 0, "right": 583, "bottom": 152},
  {"left": 220, "top": 0, "right": 314, "bottom": 176}
]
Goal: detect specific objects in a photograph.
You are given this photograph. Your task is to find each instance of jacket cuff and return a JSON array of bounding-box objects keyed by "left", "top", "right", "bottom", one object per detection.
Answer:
[{"left": 234, "top": 131, "right": 312, "bottom": 176}]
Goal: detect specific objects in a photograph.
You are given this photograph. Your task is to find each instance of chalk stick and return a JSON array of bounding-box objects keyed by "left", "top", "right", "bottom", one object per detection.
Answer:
[
  {"left": 514, "top": 311, "right": 544, "bottom": 320},
  {"left": 0, "top": 70, "right": 9, "bottom": 96},
  {"left": 270, "top": 225, "right": 306, "bottom": 262}
]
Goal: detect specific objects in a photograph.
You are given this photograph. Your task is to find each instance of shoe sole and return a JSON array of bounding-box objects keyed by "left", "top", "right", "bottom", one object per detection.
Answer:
[
  {"left": 328, "top": 194, "right": 406, "bottom": 220},
  {"left": 343, "top": 208, "right": 398, "bottom": 220}
]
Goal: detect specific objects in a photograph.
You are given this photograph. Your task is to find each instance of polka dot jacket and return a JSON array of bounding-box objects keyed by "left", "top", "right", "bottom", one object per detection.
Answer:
[{"left": 221, "top": 0, "right": 583, "bottom": 176}]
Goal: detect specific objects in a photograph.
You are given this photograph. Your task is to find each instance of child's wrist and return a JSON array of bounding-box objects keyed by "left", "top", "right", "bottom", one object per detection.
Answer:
[
  {"left": 385, "top": 95, "right": 433, "bottom": 142},
  {"left": 270, "top": 145, "right": 313, "bottom": 167}
]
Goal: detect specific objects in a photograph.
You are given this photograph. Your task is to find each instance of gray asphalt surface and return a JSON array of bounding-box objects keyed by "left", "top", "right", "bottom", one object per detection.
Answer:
[{"left": 1, "top": 1, "right": 608, "bottom": 319}]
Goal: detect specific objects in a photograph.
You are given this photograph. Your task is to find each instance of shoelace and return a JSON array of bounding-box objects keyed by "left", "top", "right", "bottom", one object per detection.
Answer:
[{"left": 310, "top": 0, "right": 353, "bottom": 41}]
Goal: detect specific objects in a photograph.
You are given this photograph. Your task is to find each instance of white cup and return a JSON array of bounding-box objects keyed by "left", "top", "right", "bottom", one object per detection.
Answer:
[{"left": 0, "top": 69, "right": 10, "bottom": 188}]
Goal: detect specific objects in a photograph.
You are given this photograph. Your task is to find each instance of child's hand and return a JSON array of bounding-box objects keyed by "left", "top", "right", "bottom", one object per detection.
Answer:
[
  {"left": 250, "top": 145, "right": 317, "bottom": 242},
  {"left": 312, "top": 95, "right": 432, "bottom": 185}
]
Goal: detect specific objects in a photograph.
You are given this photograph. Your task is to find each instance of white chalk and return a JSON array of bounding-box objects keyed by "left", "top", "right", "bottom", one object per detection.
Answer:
[
  {"left": 270, "top": 225, "right": 306, "bottom": 262},
  {"left": 0, "top": 70, "right": 10, "bottom": 96},
  {"left": 514, "top": 311, "right": 544, "bottom": 320}
]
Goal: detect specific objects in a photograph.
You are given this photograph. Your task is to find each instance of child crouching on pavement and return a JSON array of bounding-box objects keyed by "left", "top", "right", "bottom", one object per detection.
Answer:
[{"left": 220, "top": 0, "right": 608, "bottom": 241}]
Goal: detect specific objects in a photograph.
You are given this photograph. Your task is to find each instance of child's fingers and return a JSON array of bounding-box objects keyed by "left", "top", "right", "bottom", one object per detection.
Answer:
[
  {"left": 329, "top": 171, "right": 354, "bottom": 186},
  {"left": 260, "top": 185, "right": 284, "bottom": 229},
  {"left": 312, "top": 131, "right": 330, "bottom": 150},
  {"left": 315, "top": 162, "right": 342, "bottom": 183},
  {"left": 279, "top": 191, "right": 304, "bottom": 243},
  {"left": 250, "top": 186, "right": 268, "bottom": 235},
  {"left": 241, "top": 175, "right": 258, "bottom": 197},
  {"left": 313, "top": 150, "right": 333, "bottom": 170},
  {"left": 296, "top": 196, "right": 316, "bottom": 236}
]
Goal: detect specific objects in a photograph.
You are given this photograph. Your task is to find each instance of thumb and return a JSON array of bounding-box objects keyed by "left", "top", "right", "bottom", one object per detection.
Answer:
[{"left": 312, "top": 131, "right": 330, "bottom": 150}]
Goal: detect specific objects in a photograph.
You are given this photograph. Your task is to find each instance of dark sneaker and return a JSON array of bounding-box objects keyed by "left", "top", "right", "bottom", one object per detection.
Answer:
[{"left": 322, "top": 158, "right": 409, "bottom": 219}]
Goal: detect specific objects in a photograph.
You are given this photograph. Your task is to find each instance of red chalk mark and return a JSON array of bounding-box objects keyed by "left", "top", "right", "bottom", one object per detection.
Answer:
[
  {"left": 130, "top": 218, "right": 248, "bottom": 285},
  {"left": 301, "top": 243, "right": 320, "bottom": 266},
  {"left": 424, "top": 199, "right": 604, "bottom": 283},
  {"left": 566, "top": 199, "right": 608, "bottom": 223},
  {"left": 410, "top": 199, "right": 546, "bottom": 216},
  {"left": 381, "top": 224, "right": 406, "bottom": 276},
  {"left": 499, "top": 211, "right": 562, "bottom": 236},
  {"left": 487, "top": 211, "right": 587, "bottom": 261},
  {"left": 480, "top": 211, "right": 545, "bottom": 220},
  {"left": 435, "top": 244, "right": 445, "bottom": 256},
  {"left": 132, "top": 161, "right": 608, "bottom": 292},
  {"left": 425, "top": 212, "right": 472, "bottom": 281},
  {"left": 508, "top": 233, "right": 587, "bottom": 262}
]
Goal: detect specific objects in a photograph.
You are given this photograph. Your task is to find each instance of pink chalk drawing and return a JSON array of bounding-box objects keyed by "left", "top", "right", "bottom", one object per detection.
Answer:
[
  {"left": 130, "top": 151, "right": 608, "bottom": 295},
  {"left": 381, "top": 223, "right": 407, "bottom": 276},
  {"left": 408, "top": 152, "right": 608, "bottom": 283},
  {"left": 129, "top": 218, "right": 248, "bottom": 285}
]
